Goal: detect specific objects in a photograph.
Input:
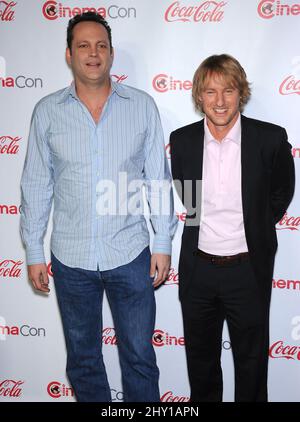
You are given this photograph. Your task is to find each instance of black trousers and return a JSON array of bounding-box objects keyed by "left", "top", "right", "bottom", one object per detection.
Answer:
[{"left": 181, "top": 255, "right": 270, "bottom": 402}]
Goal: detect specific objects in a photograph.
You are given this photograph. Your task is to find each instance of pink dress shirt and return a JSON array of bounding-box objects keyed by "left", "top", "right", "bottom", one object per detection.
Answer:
[{"left": 198, "top": 115, "right": 248, "bottom": 255}]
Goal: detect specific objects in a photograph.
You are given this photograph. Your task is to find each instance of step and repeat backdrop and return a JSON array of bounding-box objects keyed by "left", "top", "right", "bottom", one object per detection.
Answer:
[{"left": 0, "top": 0, "right": 300, "bottom": 402}]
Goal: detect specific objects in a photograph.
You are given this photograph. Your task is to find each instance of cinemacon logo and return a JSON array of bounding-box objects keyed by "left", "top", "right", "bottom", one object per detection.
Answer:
[
  {"left": 0, "top": 1, "right": 16, "bottom": 22},
  {"left": 164, "top": 1, "right": 227, "bottom": 22},
  {"left": 269, "top": 341, "right": 300, "bottom": 360},
  {"left": 152, "top": 329, "right": 185, "bottom": 347},
  {"left": 273, "top": 278, "right": 300, "bottom": 290},
  {"left": 258, "top": 0, "right": 300, "bottom": 18},
  {"left": 42, "top": 1, "right": 136, "bottom": 20},
  {"left": 0, "top": 324, "right": 46, "bottom": 337},
  {"left": 47, "top": 262, "right": 53, "bottom": 277},
  {"left": 47, "top": 383, "right": 124, "bottom": 400},
  {"left": 0, "top": 204, "right": 20, "bottom": 215},
  {"left": 47, "top": 381, "right": 74, "bottom": 399},
  {"left": 0, "top": 75, "right": 43, "bottom": 89},
  {"left": 111, "top": 389, "right": 124, "bottom": 401},
  {"left": 152, "top": 74, "right": 192, "bottom": 93},
  {"left": 0, "top": 380, "right": 24, "bottom": 398}
]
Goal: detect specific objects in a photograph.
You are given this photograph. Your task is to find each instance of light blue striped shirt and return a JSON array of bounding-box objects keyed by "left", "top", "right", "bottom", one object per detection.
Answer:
[{"left": 20, "top": 81, "right": 177, "bottom": 270}]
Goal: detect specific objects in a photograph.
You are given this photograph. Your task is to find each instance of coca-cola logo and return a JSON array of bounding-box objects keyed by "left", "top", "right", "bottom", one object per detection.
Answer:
[
  {"left": 292, "top": 147, "right": 300, "bottom": 158},
  {"left": 47, "top": 381, "right": 74, "bottom": 398},
  {"left": 42, "top": 1, "right": 136, "bottom": 21},
  {"left": 102, "top": 327, "right": 117, "bottom": 345},
  {"left": 0, "top": 204, "right": 20, "bottom": 215},
  {"left": 165, "top": 1, "right": 227, "bottom": 22},
  {"left": 0, "top": 380, "right": 24, "bottom": 397},
  {"left": 0, "top": 76, "right": 43, "bottom": 89},
  {"left": 152, "top": 74, "right": 192, "bottom": 93},
  {"left": 276, "top": 213, "right": 300, "bottom": 231},
  {"left": 160, "top": 391, "right": 190, "bottom": 402},
  {"left": 152, "top": 329, "right": 185, "bottom": 347},
  {"left": 111, "top": 74, "right": 128, "bottom": 84},
  {"left": 258, "top": 0, "right": 300, "bottom": 19},
  {"left": 273, "top": 278, "right": 300, "bottom": 290},
  {"left": 0, "top": 136, "right": 21, "bottom": 154},
  {"left": 279, "top": 75, "right": 300, "bottom": 95},
  {"left": 164, "top": 267, "right": 179, "bottom": 286},
  {"left": 269, "top": 340, "right": 300, "bottom": 360},
  {"left": 0, "top": 1, "right": 16, "bottom": 22},
  {"left": 0, "top": 260, "right": 23, "bottom": 278}
]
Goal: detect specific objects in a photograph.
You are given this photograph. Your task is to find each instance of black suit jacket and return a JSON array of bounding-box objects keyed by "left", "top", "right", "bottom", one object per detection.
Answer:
[{"left": 170, "top": 115, "right": 295, "bottom": 300}]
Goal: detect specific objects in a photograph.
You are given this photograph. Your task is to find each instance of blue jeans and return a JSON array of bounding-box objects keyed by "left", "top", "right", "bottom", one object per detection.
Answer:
[{"left": 51, "top": 247, "right": 160, "bottom": 402}]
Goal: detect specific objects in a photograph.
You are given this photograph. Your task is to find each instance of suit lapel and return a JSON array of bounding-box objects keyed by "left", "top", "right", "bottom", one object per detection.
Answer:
[
  {"left": 188, "top": 120, "right": 204, "bottom": 228},
  {"left": 241, "top": 115, "right": 257, "bottom": 225},
  {"left": 190, "top": 120, "right": 204, "bottom": 182}
]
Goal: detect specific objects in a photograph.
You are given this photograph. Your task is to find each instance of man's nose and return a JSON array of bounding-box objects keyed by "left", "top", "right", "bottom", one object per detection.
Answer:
[
  {"left": 89, "top": 47, "right": 97, "bottom": 56},
  {"left": 216, "top": 92, "right": 225, "bottom": 106}
]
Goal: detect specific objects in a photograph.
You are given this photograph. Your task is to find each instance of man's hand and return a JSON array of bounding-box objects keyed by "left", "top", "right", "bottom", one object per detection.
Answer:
[
  {"left": 150, "top": 253, "right": 171, "bottom": 288},
  {"left": 27, "top": 264, "right": 50, "bottom": 293}
]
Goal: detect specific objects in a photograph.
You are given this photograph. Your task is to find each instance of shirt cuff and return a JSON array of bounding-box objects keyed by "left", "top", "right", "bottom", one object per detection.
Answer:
[
  {"left": 152, "top": 234, "right": 172, "bottom": 256},
  {"left": 25, "top": 245, "right": 46, "bottom": 266}
]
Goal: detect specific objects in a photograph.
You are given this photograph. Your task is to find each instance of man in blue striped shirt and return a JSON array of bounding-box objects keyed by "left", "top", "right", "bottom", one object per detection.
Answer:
[{"left": 20, "top": 12, "right": 177, "bottom": 402}]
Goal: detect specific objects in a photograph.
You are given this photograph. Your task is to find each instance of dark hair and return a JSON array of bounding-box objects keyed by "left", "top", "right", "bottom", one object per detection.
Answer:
[
  {"left": 192, "top": 54, "right": 251, "bottom": 113},
  {"left": 67, "top": 11, "right": 112, "bottom": 53}
]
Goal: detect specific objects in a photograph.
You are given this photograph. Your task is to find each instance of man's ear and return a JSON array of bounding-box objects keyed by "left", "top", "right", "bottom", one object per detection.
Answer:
[{"left": 66, "top": 47, "right": 71, "bottom": 66}]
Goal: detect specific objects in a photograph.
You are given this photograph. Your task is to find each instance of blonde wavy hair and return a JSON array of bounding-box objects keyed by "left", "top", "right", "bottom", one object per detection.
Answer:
[{"left": 192, "top": 54, "right": 251, "bottom": 113}]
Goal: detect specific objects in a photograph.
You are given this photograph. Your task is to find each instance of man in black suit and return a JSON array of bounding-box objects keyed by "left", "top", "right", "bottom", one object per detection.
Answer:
[{"left": 170, "top": 54, "right": 295, "bottom": 402}]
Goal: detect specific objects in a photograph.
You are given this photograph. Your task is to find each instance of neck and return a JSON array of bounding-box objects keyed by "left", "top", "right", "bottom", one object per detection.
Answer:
[
  {"left": 207, "top": 113, "right": 239, "bottom": 142},
  {"left": 75, "top": 78, "right": 111, "bottom": 105}
]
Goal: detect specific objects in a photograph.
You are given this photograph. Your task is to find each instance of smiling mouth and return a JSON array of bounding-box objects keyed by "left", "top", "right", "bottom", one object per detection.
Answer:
[
  {"left": 86, "top": 63, "right": 100, "bottom": 68},
  {"left": 214, "top": 108, "right": 228, "bottom": 114}
]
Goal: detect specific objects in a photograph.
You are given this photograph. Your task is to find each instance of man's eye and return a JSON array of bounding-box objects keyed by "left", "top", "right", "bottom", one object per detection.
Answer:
[{"left": 79, "top": 44, "right": 87, "bottom": 48}]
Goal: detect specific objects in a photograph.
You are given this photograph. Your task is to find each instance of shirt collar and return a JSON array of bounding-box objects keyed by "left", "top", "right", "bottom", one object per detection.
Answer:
[
  {"left": 204, "top": 113, "right": 241, "bottom": 146},
  {"left": 57, "top": 79, "right": 131, "bottom": 104}
]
